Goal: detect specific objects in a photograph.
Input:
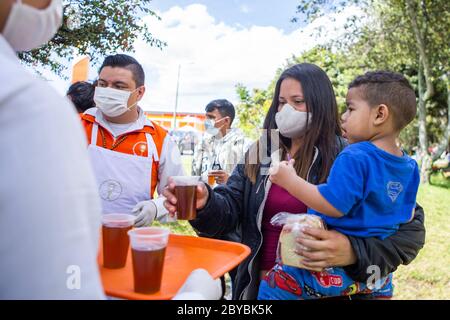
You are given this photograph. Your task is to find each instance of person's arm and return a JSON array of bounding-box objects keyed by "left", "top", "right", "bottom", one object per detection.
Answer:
[
  {"left": 295, "top": 204, "right": 426, "bottom": 281},
  {"left": 189, "top": 163, "right": 247, "bottom": 237},
  {"left": 283, "top": 173, "right": 343, "bottom": 218},
  {"left": 153, "top": 135, "right": 185, "bottom": 216},
  {"left": 343, "top": 203, "right": 426, "bottom": 282},
  {"left": 133, "top": 135, "right": 185, "bottom": 226},
  {"left": 270, "top": 155, "right": 364, "bottom": 218},
  {"left": 163, "top": 164, "right": 246, "bottom": 238},
  {"left": 0, "top": 77, "right": 105, "bottom": 299},
  {"left": 208, "top": 169, "right": 229, "bottom": 185}
]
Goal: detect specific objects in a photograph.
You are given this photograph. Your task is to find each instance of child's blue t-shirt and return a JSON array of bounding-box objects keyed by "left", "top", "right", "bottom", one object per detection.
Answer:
[{"left": 308, "top": 141, "right": 420, "bottom": 239}]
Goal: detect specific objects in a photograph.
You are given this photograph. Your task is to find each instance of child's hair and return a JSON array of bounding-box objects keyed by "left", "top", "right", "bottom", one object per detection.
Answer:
[{"left": 348, "top": 71, "right": 417, "bottom": 131}]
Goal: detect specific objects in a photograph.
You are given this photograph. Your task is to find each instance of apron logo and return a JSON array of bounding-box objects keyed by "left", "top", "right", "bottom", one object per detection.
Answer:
[
  {"left": 99, "top": 180, "right": 122, "bottom": 201},
  {"left": 133, "top": 141, "right": 147, "bottom": 156},
  {"left": 387, "top": 181, "right": 403, "bottom": 202}
]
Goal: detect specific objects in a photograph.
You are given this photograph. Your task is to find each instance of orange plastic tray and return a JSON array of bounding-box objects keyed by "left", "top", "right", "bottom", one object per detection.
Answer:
[{"left": 98, "top": 234, "right": 251, "bottom": 300}]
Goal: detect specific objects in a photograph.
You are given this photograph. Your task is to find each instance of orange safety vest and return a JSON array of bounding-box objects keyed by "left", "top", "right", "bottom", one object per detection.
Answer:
[{"left": 80, "top": 113, "right": 167, "bottom": 198}]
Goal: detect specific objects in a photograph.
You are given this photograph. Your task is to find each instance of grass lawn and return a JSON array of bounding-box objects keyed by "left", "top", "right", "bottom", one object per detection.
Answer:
[
  {"left": 393, "top": 175, "right": 450, "bottom": 300},
  {"left": 166, "top": 156, "right": 450, "bottom": 299}
]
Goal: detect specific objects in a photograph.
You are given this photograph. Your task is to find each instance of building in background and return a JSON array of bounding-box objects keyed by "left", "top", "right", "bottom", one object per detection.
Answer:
[
  {"left": 71, "top": 56, "right": 90, "bottom": 83},
  {"left": 145, "top": 112, "right": 206, "bottom": 155},
  {"left": 144, "top": 111, "right": 205, "bottom": 132}
]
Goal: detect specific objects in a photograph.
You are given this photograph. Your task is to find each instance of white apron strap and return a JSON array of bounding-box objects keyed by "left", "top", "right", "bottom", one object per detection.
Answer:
[
  {"left": 145, "top": 133, "right": 159, "bottom": 162},
  {"left": 90, "top": 123, "right": 99, "bottom": 146}
]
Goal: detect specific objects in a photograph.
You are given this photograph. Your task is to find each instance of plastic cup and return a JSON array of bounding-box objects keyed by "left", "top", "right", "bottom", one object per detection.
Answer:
[
  {"left": 207, "top": 172, "right": 216, "bottom": 186},
  {"left": 128, "top": 227, "right": 170, "bottom": 294},
  {"left": 102, "top": 213, "right": 135, "bottom": 269},
  {"left": 172, "top": 176, "right": 200, "bottom": 220}
]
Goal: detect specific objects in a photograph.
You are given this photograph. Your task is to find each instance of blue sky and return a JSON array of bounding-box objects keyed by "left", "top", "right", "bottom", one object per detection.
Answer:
[{"left": 150, "top": 0, "right": 305, "bottom": 32}]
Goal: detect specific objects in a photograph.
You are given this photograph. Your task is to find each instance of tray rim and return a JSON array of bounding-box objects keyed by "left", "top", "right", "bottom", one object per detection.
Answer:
[{"left": 100, "top": 233, "right": 251, "bottom": 300}]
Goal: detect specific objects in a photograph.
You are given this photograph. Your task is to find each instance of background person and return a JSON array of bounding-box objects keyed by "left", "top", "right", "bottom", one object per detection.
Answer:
[
  {"left": 0, "top": 0, "right": 104, "bottom": 299},
  {"left": 80, "top": 54, "right": 185, "bottom": 227},
  {"left": 192, "top": 99, "right": 251, "bottom": 185},
  {"left": 67, "top": 81, "right": 96, "bottom": 113}
]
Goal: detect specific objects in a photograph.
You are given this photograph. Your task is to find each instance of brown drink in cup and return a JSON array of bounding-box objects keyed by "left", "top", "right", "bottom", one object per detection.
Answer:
[
  {"left": 172, "top": 176, "right": 200, "bottom": 220},
  {"left": 102, "top": 214, "right": 135, "bottom": 269},
  {"left": 208, "top": 162, "right": 221, "bottom": 186},
  {"left": 207, "top": 173, "right": 216, "bottom": 186},
  {"left": 131, "top": 246, "right": 166, "bottom": 293},
  {"left": 128, "top": 227, "right": 170, "bottom": 294}
]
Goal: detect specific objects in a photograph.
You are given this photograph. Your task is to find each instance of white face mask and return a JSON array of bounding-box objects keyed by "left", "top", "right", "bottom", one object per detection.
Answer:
[
  {"left": 94, "top": 87, "right": 138, "bottom": 118},
  {"left": 275, "top": 104, "right": 312, "bottom": 138},
  {"left": 2, "top": 0, "right": 63, "bottom": 52},
  {"left": 204, "top": 119, "right": 219, "bottom": 136},
  {"left": 204, "top": 117, "right": 228, "bottom": 137}
]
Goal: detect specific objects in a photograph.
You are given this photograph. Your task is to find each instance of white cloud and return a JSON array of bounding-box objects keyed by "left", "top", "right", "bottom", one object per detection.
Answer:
[
  {"left": 45, "top": 4, "right": 364, "bottom": 114},
  {"left": 240, "top": 4, "right": 250, "bottom": 14},
  {"left": 135, "top": 4, "right": 364, "bottom": 113}
]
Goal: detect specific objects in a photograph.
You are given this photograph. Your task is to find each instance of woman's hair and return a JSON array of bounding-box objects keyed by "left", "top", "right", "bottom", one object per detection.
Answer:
[{"left": 244, "top": 63, "right": 342, "bottom": 184}]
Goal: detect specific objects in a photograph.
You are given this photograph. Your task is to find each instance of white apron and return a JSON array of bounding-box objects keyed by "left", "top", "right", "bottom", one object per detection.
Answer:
[{"left": 88, "top": 123, "right": 159, "bottom": 214}]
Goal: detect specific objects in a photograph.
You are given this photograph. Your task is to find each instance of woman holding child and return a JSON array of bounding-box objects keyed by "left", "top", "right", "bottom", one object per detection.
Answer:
[{"left": 163, "top": 63, "right": 425, "bottom": 300}]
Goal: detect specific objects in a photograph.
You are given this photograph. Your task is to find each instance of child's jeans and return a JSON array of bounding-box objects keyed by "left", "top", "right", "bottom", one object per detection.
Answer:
[{"left": 258, "top": 263, "right": 393, "bottom": 300}]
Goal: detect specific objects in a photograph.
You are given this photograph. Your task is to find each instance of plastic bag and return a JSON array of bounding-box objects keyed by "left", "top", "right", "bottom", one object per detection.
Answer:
[{"left": 271, "top": 212, "right": 326, "bottom": 269}]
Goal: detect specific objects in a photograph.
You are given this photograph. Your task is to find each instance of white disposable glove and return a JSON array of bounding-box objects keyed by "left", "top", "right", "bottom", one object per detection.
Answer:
[
  {"left": 132, "top": 200, "right": 159, "bottom": 227},
  {"left": 172, "top": 269, "right": 222, "bottom": 300}
]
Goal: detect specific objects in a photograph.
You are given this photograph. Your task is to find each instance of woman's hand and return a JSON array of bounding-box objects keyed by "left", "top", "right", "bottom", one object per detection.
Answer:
[
  {"left": 295, "top": 227, "right": 357, "bottom": 272},
  {"left": 162, "top": 177, "right": 209, "bottom": 218},
  {"left": 208, "top": 170, "right": 229, "bottom": 184}
]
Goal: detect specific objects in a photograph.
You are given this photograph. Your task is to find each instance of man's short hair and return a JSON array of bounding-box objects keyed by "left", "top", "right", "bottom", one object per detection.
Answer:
[
  {"left": 205, "top": 99, "right": 235, "bottom": 124},
  {"left": 98, "top": 54, "right": 145, "bottom": 87},
  {"left": 66, "top": 81, "right": 95, "bottom": 113},
  {"left": 349, "top": 71, "right": 417, "bottom": 130}
]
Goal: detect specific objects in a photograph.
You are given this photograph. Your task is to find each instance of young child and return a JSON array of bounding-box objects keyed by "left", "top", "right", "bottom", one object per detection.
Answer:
[{"left": 258, "top": 71, "right": 420, "bottom": 300}]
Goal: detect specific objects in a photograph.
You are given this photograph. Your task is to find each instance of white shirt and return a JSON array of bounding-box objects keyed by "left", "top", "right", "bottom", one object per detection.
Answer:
[
  {"left": 0, "top": 36, "right": 105, "bottom": 299},
  {"left": 85, "top": 107, "right": 185, "bottom": 216},
  {"left": 192, "top": 128, "right": 252, "bottom": 182},
  {"left": 154, "top": 128, "right": 186, "bottom": 216},
  {"left": 107, "top": 122, "right": 135, "bottom": 137}
]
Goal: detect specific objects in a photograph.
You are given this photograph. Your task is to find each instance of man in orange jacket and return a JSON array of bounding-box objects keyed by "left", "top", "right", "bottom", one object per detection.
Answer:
[{"left": 81, "top": 54, "right": 184, "bottom": 227}]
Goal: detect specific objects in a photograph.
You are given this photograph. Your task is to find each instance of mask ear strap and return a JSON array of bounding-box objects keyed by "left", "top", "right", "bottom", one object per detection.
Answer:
[
  {"left": 127, "top": 87, "right": 142, "bottom": 110},
  {"left": 216, "top": 116, "right": 229, "bottom": 125},
  {"left": 127, "top": 101, "right": 138, "bottom": 111}
]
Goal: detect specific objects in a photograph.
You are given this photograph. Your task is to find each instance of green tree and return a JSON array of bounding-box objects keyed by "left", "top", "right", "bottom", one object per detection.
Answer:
[
  {"left": 234, "top": 46, "right": 363, "bottom": 139},
  {"left": 19, "top": 0, "right": 165, "bottom": 75},
  {"left": 235, "top": 83, "right": 272, "bottom": 140},
  {"left": 403, "top": 0, "right": 450, "bottom": 181},
  {"left": 293, "top": 0, "right": 450, "bottom": 182},
  {"left": 360, "top": 0, "right": 450, "bottom": 181},
  {"left": 290, "top": 46, "right": 363, "bottom": 112}
]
